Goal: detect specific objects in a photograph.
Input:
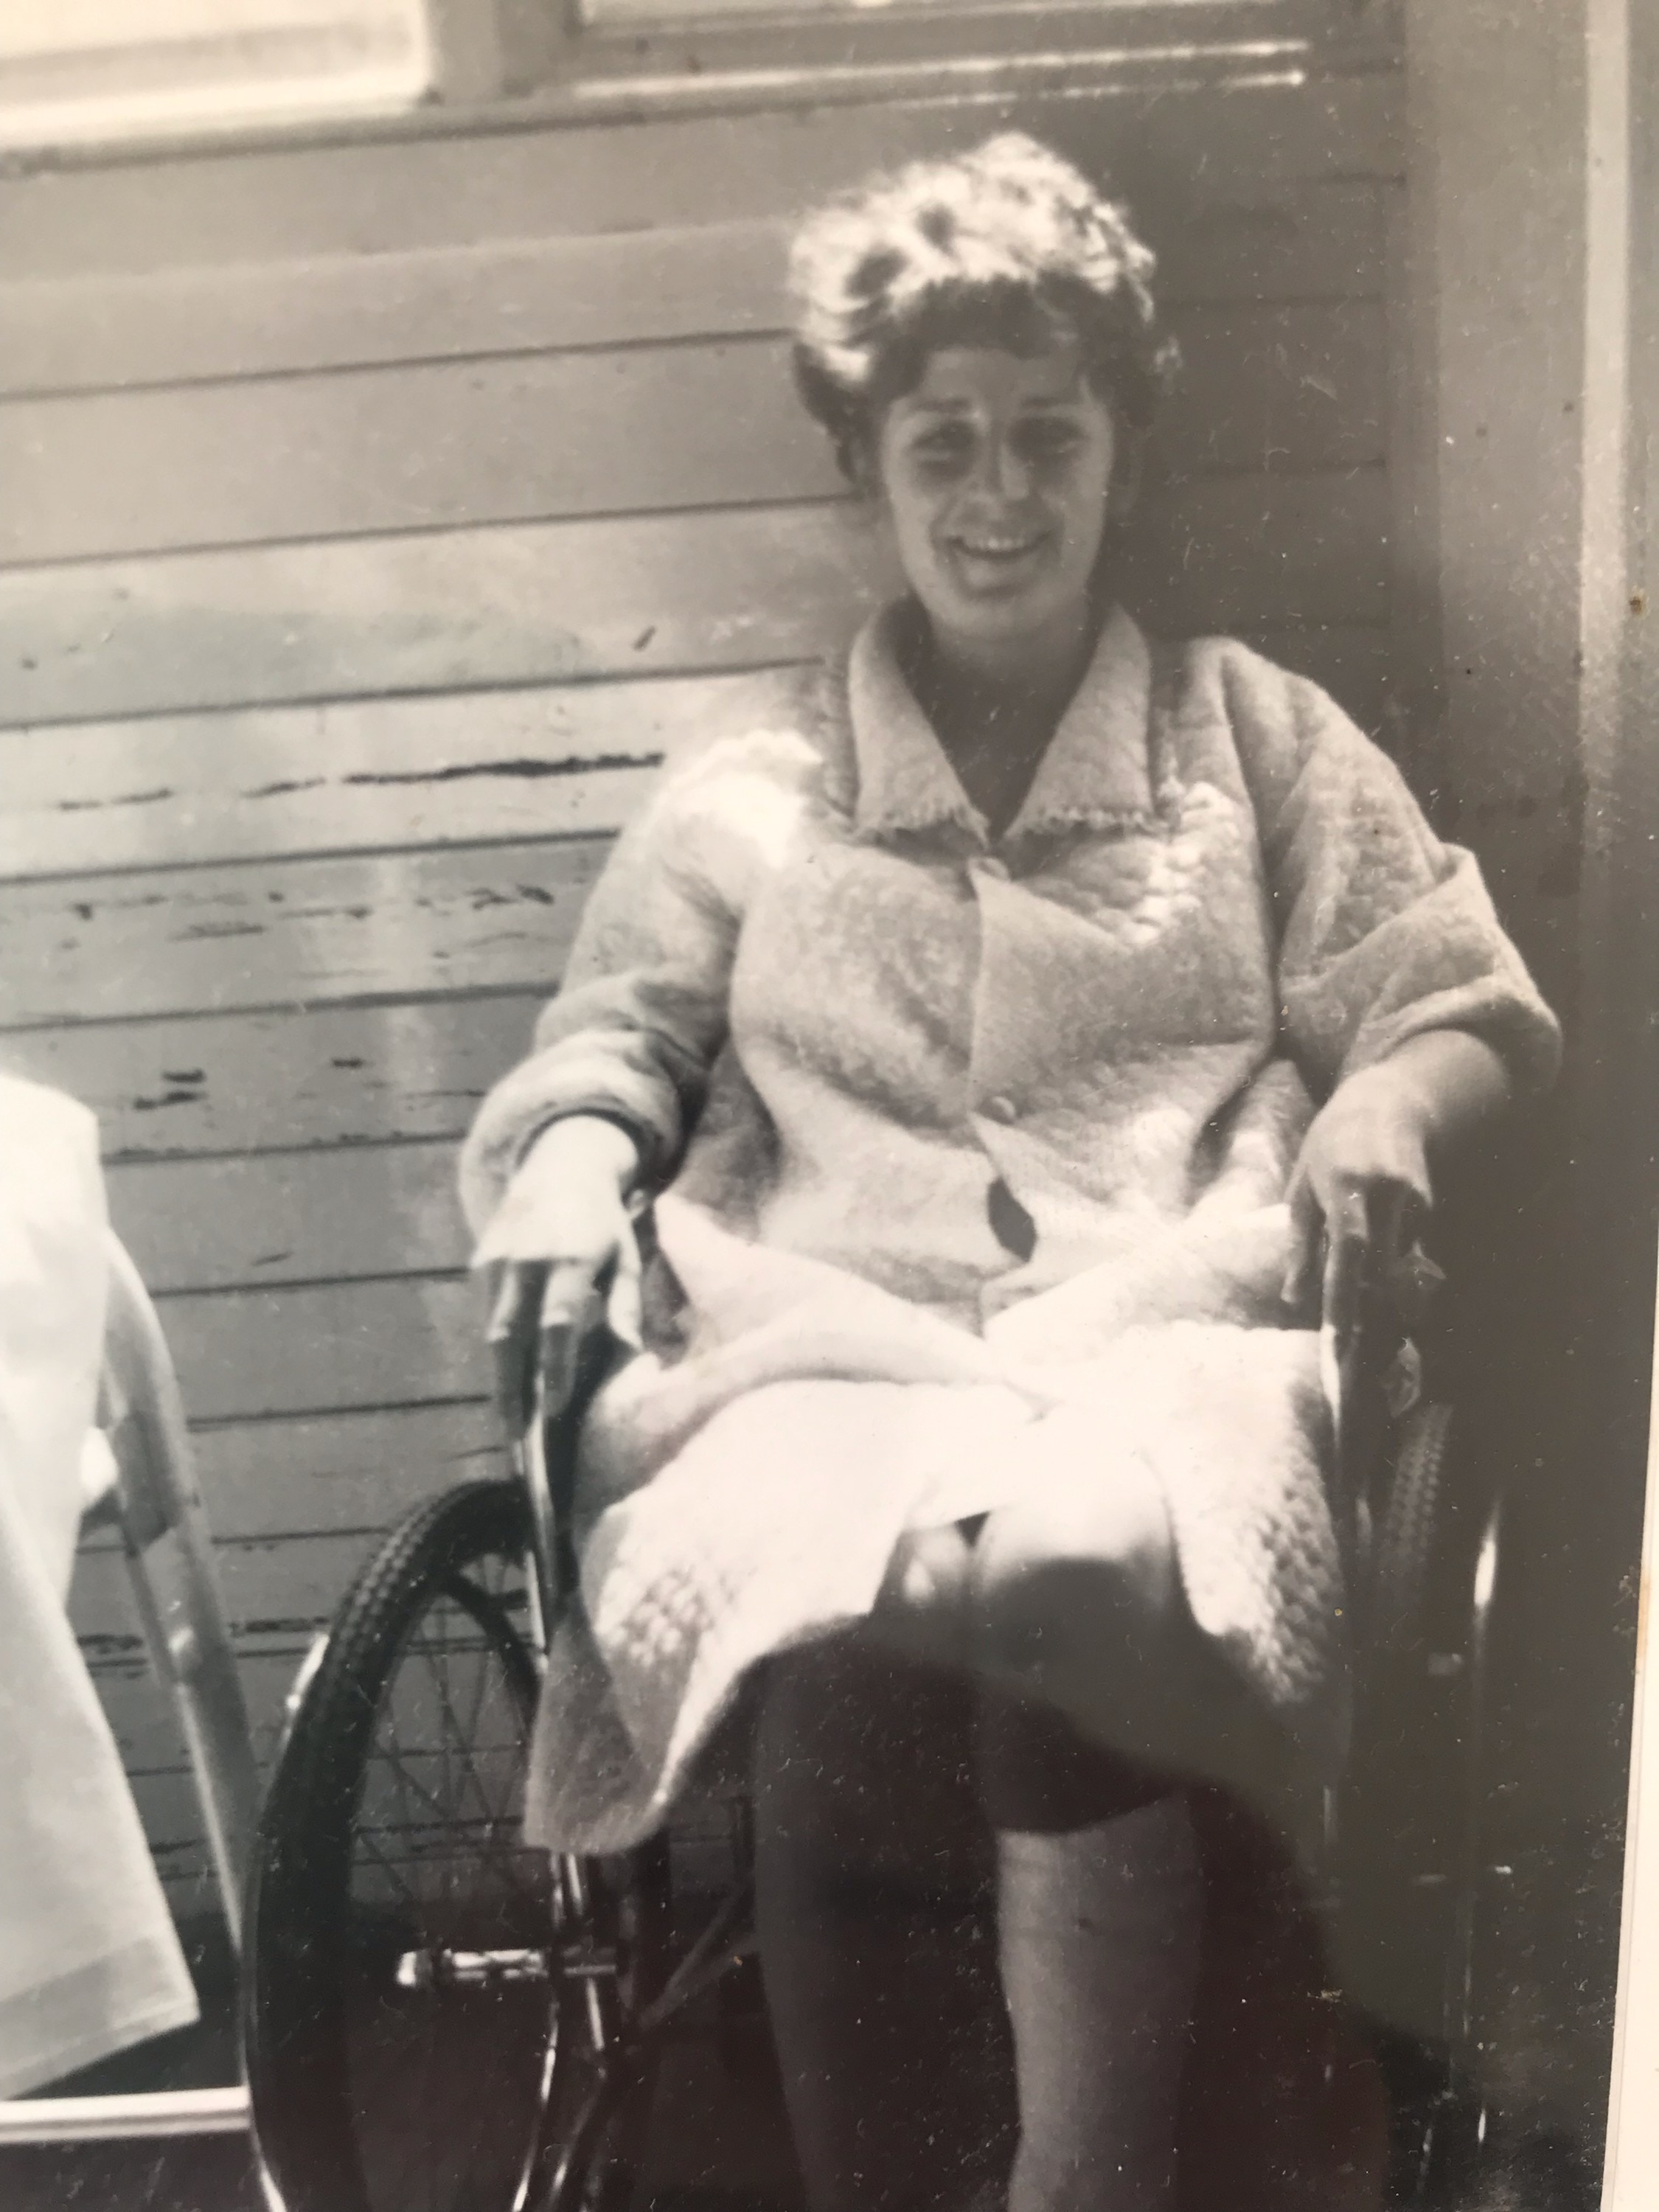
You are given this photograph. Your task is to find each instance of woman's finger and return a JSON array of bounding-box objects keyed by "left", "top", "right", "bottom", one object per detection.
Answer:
[
  {"left": 1372, "top": 1180, "right": 1418, "bottom": 1279},
  {"left": 1320, "top": 1185, "right": 1372, "bottom": 1344},
  {"left": 608, "top": 1221, "right": 645, "bottom": 1351},
  {"left": 1281, "top": 1171, "right": 1324, "bottom": 1310}
]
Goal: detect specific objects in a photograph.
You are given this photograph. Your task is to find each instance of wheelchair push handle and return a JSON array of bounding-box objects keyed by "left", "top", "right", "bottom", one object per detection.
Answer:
[
  {"left": 498, "top": 1213, "right": 649, "bottom": 1633},
  {"left": 1322, "top": 1232, "right": 1447, "bottom": 1585}
]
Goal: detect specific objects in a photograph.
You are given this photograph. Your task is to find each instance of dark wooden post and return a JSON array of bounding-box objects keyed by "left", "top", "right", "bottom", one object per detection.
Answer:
[{"left": 1400, "top": 0, "right": 1656, "bottom": 2178}]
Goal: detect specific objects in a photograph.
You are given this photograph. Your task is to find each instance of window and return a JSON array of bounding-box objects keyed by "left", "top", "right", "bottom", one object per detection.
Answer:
[
  {"left": 0, "top": 0, "right": 431, "bottom": 147},
  {"left": 553, "top": 0, "right": 1387, "bottom": 111},
  {"left": 580, "top": 0, "right": 1291, "bottom": 29}
]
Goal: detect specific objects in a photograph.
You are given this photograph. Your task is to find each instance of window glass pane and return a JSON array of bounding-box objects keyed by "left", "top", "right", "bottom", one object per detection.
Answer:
[
  {"left": 0, "top": 0, "right": 431, "bottom": 147},
  {"left": 581, "top": 0, "right": 1284, "bottom": 29}
]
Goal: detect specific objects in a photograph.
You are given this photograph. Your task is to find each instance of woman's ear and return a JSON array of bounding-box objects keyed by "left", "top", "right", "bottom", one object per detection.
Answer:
[{"left": 1107, "top": 430, "right": 1144, "bottom": 526}]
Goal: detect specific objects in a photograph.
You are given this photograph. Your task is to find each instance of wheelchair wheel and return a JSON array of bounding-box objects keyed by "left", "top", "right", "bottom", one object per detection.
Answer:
[
  {"left": 1369, "top": 1399, "right": 1455, "bottom": 1653},
  {"left": 245, "top": 1477, "right": 667, "bottom": 2212}
]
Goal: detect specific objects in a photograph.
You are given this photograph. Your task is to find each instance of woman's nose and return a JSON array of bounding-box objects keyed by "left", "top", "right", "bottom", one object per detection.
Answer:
[{"left": 971, "top": 434, "right": 1032, "bottom": 503}]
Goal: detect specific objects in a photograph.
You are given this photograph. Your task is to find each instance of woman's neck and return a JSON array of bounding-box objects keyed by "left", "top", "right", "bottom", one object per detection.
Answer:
[{"left": 904, "top": 600, "right": 1102, "bottom": 837}]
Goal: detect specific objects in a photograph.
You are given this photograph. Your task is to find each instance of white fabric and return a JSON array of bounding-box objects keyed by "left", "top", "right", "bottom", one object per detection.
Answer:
[
  {"left": 526, "top": 1194, "right": 1337, "bottom": 1854},
  {"left": 463, "top": 611, "right": 1560, "bottom": 1855},
  {"left": 0, "top": 1074, "right": 197, "bottom": 2100}
]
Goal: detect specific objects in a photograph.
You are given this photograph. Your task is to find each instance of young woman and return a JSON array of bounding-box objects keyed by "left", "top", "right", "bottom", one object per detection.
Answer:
[{"left": 460, "top": 135, "right": 1559, "bottom": 2212}]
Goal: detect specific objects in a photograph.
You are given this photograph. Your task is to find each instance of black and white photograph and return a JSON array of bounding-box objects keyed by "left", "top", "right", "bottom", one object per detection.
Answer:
[{"left": 0, "top": 3, "right": 1654, "bottom": 2208}]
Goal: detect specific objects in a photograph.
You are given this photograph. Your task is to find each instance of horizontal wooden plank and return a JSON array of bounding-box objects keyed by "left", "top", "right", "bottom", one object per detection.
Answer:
[
  {"left": 192, "top": 1400, "right": 503, "bottom": 1543},
  {"left": 0, "top": 470, "right": 1385, "bottom": 727},
  {"left": 0, "top": 184, "right": 1383, "bottom": 399},
  {"left": 0, "top": 501, "right": 886, "bottom": 729},
  {"left": 82, "top": 1419, "right": 514, "bottom": 1775},
  {"left": 0, "top": 303, "right": 1379, "bottom": 567},
  {"left": 0, "top": 667, "right": 795, "bottom": 881},
  {"left": 88, "top": 1650, "right": 286, "bottom": 1781},
  {"left": 79, "top": 1510, "right": 525, "bottom": 1826},
  {"left": 0, "top": 994, "right": 546, "bottom": 1159},
  {"left": 91, "top": 1662, "right": 339, "bottom": 1800},
  {"left": 1135, "top": 467, "right": 1389, "bottom": 630},
  {"left": 0, "top": 837, "right": 605, "bottom": 1031},
  {"left": 97, "top": 1619, "right": 531, "bottom": 1781},
  {"left": 0, "top": 80, "right": 1400, "bottom": 284},
  {"left": 0, "top": 221, "right": 787, "bottom": 399},
  {"left": 80, "top": 1419, "right": 511, "bottom": 1788},
  {"left": 0, "top": 336, "right": 832, "bottom": 567},
  {"left": 107, "top": 1139, "right": 467, "bottom": 1295},
  {"left": 0, "top": 623, "right": 1388, "bottom": 884},
  {"left": 74, "top": 1527, "right": 421, "bottom": 1668},
  {"left": 150, "top": 1273, "right": 483, "bottom": 1425},
  {"left": 1165, "top": 299, "right": 1382, "bottom": 478}
]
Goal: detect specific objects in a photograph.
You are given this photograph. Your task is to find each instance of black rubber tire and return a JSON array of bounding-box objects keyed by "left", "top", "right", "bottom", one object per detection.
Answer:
[
  {"left": 1370, "top": 1400, "right": 1455, "bottom": 1655},
  {"left": 243, "top": 1478, "right": 664, "bottom": 2212}
]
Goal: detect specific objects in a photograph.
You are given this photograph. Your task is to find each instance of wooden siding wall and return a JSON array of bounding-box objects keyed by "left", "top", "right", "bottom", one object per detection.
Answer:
[{"left": 0, "top": 70, "right": 1402, "bottom": 1902}]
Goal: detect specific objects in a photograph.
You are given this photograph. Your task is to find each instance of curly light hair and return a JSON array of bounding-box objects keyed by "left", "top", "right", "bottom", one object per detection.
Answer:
[{"left": 787, "top": 133, "right": 1178, "bottom": 484}]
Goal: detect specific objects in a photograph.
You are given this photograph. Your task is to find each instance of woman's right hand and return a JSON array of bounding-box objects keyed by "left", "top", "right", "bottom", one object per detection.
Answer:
[{"left": 473, "top": 1114, "right": 642, "bottom": 1433}]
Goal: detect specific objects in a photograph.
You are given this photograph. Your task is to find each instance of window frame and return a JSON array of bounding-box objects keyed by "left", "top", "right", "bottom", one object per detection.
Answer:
[
  {"left": 433, "top": 0, "right": 1399, "bottom": 114},
  {"left": 0, "top": 0, "right": 1399, "bottom": 161}
]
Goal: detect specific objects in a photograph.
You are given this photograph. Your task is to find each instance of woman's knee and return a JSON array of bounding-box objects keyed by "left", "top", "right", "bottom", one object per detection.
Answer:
[
  {"left": 969, "top": 1471, "right": 1180, "bottom": 1687},
  {"left": 868, "top": 1522, "right": 978, "bottom": 1670}
]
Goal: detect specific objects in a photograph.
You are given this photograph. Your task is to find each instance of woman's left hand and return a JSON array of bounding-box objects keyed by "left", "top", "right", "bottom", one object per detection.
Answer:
[
  {"left": 1284, "top": 1062, "right": 1433, "bottom": 1340},
  {"left": 1283, "top": 1027, "right": 1513, "bottom": 1338}
]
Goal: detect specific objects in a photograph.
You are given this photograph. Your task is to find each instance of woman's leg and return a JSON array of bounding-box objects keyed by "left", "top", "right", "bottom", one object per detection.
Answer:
[
  {"left": 994, "top": 1801, "right": 1200, "bottom": 2212},
  {"left": 857, "top": 1438, "right": 1301, "bottom": 2211},
  {"left": 870, "top": 1462, "right": 1219, "bottom": 2212},
  {"left": 751, "top": 1637, "right": 1017, "bottom": 2212},
  {"left": 976, "top": 1691, "right": 1201, "bottom": 2212}
]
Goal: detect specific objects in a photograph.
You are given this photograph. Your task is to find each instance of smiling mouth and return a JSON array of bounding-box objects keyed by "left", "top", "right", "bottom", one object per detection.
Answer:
[
  {"left": 953, "top": 534, "right": 1044, "bottom": 559},
  {"left": 947, "top": 533, "right": 1049, "bottom": 581}
]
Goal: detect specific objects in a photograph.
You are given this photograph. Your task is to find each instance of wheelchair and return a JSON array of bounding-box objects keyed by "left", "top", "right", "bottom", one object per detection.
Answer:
[{"left": 242, "top": 1245, "right": 1502, "bottom": 2212}]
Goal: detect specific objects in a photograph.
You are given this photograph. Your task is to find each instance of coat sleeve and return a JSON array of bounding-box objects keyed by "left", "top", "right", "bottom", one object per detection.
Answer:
[
  {"left": 1218, "top": 645, "right": 1562, "bottom": 1102},
  {"left": 458, "top": 727, "right": 815, "bottom": 1240}
]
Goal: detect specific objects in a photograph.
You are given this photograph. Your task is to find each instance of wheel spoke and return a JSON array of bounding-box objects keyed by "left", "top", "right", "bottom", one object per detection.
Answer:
[
  {"left": 459, "top": 1576, "right": 506, "bottom": 1767},
  {"left": 371, "top": 1731, "right": 467, "bottom": 1830},
  {"left": 426, "top": 1607, "right": 505, "bottom": 1840},
  {"left": 421, "top": 1614, "right": 465, "bottom": 1906},
  {"left": 378, "top": 1703, "right": 424, "bottom": 1885},
  {"left": 352, "top": 1822, "right": 418, "bottom": 1907}
]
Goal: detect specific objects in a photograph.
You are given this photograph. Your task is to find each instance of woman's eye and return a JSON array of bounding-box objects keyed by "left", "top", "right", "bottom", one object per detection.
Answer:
[
  {"left": 910, "top": 429, "right": 973, "bottom": 469},
  {"left": 1016, "top": 420, "right": 1084, "bottom": 462}
]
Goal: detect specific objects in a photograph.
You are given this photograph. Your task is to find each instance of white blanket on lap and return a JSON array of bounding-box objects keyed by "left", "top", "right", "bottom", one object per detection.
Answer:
[{"left": 526, "top": 1193, "right": 1340, "bottom": 1855}]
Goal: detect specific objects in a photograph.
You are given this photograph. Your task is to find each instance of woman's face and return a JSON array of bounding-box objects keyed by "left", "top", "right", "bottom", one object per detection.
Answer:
[{"left": 874, "top": 339, "right": 1122, "bottom": 675}]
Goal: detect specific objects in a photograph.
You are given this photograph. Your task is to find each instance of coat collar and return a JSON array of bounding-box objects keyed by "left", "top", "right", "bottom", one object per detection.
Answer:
[{"left": 844, "top": 600, "right": 1161, "bottom": 848}]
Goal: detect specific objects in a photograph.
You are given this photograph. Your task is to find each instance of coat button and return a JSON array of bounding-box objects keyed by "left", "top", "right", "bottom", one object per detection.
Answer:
[
  {"left": 978, "top": 856, "right": 1010, "bottom": 881},
  {"left": 987, "top": 1175, "right": 1037, "bottom": 1260},
  {"left": 984, "top": 1093, "right": 1019, "bottom": 1124}
]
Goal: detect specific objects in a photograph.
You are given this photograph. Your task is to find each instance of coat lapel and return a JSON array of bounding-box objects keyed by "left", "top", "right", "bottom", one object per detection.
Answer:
[{"left": 842, "top": 599, "right": 1163, "bottom": 847}]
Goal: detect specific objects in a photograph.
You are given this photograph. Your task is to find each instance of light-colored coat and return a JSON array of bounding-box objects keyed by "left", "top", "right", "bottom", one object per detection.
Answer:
[{"left": 460, "top": 605, "right": 1560, "bottom": 1852}]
